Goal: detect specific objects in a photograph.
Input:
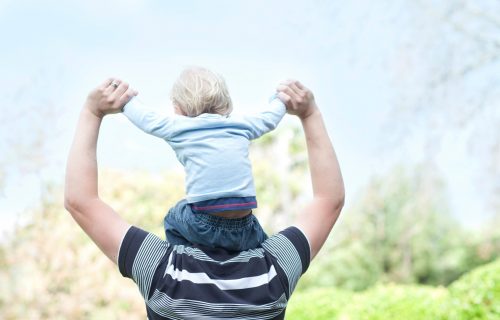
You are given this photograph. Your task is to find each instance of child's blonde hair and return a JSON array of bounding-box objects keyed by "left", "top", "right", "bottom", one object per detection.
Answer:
[{"left": 170, "top": 66, "right": 233, "bottom": 117}]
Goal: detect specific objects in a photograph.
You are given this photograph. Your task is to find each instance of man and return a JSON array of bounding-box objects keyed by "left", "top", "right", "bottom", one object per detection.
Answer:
[{"left": 64, "top": 78, "right": 344, "bottom": 319}]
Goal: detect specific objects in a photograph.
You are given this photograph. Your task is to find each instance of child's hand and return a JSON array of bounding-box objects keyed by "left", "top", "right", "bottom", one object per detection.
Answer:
[
  {"left": 86, "top": 78, "right": 138, "bottom": 118},
  {"left": 276, "top": 80, "right": 318, "bottom": 120}
]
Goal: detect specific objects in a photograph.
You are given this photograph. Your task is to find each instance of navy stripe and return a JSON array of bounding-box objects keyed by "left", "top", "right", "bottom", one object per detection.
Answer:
[
  {"left": 169, "top": 249, "right": 273, "bottom": 280},
  {"left": 119, "top": 226, "right": 148, "bottom": 278},
  {"left": 147, "top": 291, "right": 287, "bottom": 319},
  {"left": 156, "top": 274, "right": 285, "bottom": 305}
]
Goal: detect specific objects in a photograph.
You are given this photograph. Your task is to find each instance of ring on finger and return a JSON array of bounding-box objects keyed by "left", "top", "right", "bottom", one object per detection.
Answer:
[{"left": 110, "top": 81, "right": 120, "bottom": 89}]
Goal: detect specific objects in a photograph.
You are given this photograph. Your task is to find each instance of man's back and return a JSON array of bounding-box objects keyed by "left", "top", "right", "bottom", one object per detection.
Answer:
[{"left": 118, "top": 226, "right": 310, "bottom": 320}]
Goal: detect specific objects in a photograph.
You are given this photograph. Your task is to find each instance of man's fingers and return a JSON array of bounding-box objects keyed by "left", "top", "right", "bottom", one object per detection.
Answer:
[
  {"left": 278, "top": 79, "right": 304, "bottom": 97},
  {"left": 110, "top": 81, "right": 129, "bottom": 101},
  {"left": 98, "top": 78, "right": 114, "bottom": 90},
  {"left": 279, "top": 79, "right": 301, "bottom": 88},
  {"left": 103, "top": 78, "right": 122, "bottom": 95},
  {"left": 294, "top": 80, "right": 305, "bottom": 90},
  {"left": 279, "top": 79, "right": 295, "bottom": 86},
  {"left": 277, "top": 84, "right": 300, "bottom": 102}
]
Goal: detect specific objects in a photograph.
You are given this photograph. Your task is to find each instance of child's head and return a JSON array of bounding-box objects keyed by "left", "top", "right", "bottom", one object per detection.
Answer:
[{"left": 170, "top": 66, "right": 233, "bottom": 117}]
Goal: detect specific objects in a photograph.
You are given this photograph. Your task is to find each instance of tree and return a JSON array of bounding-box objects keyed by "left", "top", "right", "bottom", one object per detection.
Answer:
[
  {"left": 297, "top": 164, "right": 498, "bottom": 291},
  {"left": 384, "top": 0, "right": 500, "bottom": 212}
]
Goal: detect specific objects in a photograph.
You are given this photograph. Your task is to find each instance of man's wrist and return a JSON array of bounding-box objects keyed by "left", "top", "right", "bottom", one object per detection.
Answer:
[
  {"left": 299, "top": 103, "right": 320, "bottom": 121},
  {"left": 83, "top": 103, "right": 105, "bottom": 120}
]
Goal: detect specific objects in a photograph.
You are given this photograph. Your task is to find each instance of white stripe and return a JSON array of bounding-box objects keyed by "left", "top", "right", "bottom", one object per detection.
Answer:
[{"left": 164, "top": 261, "right": 278, "bottom": 291}]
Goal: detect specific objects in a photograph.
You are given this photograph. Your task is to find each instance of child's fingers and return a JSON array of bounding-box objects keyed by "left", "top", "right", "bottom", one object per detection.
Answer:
[
  {"left": 117, "top": 87, "right": 138, "bottom": 108},
  {"left": 277, "top": 92, "right": 292, "bottom": 107}
]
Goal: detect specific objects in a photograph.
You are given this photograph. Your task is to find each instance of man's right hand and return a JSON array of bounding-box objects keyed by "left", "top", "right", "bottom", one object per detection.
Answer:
[
  {"left": 85, "top": 78, "right": 138, "bottom": 118},
  {"left": 276, "top": 80, "right": 318, "bottom": 120}
]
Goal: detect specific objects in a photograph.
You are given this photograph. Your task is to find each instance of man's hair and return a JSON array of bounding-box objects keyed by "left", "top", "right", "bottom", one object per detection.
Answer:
[{"left": 170, "top": 66, "right": 233, "bottom": 117}]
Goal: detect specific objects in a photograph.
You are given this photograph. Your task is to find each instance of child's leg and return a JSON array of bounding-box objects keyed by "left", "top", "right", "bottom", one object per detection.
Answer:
[{"left": 164, "top": 199, "right": 197, "bottom": 245}]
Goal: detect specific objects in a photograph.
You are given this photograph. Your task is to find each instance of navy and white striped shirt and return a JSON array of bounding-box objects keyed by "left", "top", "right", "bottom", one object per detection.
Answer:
[{"left": 118, "top": 226, "right": 310, "bottom": 319}]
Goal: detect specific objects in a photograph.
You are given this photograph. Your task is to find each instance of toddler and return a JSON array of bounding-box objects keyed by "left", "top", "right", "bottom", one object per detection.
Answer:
[{"left": 122, "top": 66, "right": 286, "bottom": 251}]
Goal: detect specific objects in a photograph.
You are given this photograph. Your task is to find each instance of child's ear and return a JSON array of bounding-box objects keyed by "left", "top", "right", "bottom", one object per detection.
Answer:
[{"left": 174, "top": 104, "right": 186, "bottom": 116}]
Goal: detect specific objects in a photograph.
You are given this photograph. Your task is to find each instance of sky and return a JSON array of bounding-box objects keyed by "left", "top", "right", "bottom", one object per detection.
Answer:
[{"left": 0, "top": 0, "right": 498, "bottom": 235}]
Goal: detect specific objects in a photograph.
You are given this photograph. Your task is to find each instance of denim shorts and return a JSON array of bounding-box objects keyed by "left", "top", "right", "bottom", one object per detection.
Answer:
[{"left": 164, "top": 199, "right": 267, "bottom": 251}]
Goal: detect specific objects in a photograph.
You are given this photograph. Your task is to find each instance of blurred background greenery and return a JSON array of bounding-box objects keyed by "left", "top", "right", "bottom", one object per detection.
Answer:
[
  {"left": 1, "top": 129, "right": 499, "bottom": 319},
  {"left": 1, "top": 0, "right": 499, "bottom": 319}
]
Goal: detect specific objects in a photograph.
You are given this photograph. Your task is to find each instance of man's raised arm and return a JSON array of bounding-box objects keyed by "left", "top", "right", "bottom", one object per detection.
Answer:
[
  {"left": 64, "top": 78, "right": 136, "bottom": 264},
  {"left": 277, "top": 80, "right": 345, "bottom": 260}
]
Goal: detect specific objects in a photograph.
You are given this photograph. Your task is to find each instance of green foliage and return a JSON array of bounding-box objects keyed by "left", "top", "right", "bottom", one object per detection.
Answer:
[
  {"left": 0, "top": 170, "right": 184, "bottom": 319},
  {"left": 289, "top": 285, "right": 447, "bottom": 319},
  {"left": 288, "top": 258, "right": 500, "bottom": 320},
  {"left": 447, "top": 259, "right": 500, "bottom": 320},
  {"left": 338, "top": 284, "right": 448, "bottom": 320},
  {"left": 286, "top": 287, "right": 353, "bottom": 319},
  {"left": 297, "top": 166, "right": 500, "bottom": 292},
  {"left": 1, "top": 132, "right": 499, "bottom": 318},
  {"left": 250, "top": 125, "right": 309, "bottom": 232}
]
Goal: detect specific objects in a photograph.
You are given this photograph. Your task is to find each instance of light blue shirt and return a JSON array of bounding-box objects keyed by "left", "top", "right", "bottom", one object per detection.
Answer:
[{"left": 123, "top": 97, "right": 286, "bottom": 203}]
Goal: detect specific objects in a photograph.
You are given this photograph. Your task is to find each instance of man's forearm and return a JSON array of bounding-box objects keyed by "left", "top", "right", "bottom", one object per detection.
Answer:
[
  {"left": 276, "top": 79, "right": 344, "bottom": 259},
  {"left": 64, "top": 79, "right": 136, "bottom": 263},
  {"left": 64, "top": 106, "right": 102, "bottom": 208},
  {"left": 301, "top": 108, "right": 344, "bottom": 204}
]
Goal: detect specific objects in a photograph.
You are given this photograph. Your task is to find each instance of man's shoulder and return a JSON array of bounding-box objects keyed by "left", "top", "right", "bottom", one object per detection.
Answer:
[
  {"left": 118, "top": 227, "right": 169, "bottom": 278},
  {"left": 262, "top": 227, "right": 311, "bottom": 269},
  {"left": 260, "top": 226, "right": 311, "bottom": 297}
]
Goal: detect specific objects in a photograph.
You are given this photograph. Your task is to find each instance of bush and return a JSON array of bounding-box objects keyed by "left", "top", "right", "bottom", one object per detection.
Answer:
[
  {"left": 447, "top": 259, "right": 500, "bottom": 320},
  {"left": 287, "top": 258, "right": 500, "bottom": 319},
  {"left": 338, "top": 284, "right": 448, "bottom": 320},
  {"left": 287, "top": 287, "right": 353, "bottom": 320}
]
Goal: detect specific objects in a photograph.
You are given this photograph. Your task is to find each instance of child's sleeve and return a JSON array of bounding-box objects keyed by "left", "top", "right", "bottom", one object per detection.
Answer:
[
  {"left": 122, "top": 97, "right": 173, "bottom": 140},
  {"left": 241, "top": 95, "right": 286, "bottom": 140}
]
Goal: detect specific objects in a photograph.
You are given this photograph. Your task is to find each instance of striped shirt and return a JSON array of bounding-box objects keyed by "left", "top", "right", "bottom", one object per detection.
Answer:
[{"left": 118, "top": 226, "right": 310, "bottom": 319}]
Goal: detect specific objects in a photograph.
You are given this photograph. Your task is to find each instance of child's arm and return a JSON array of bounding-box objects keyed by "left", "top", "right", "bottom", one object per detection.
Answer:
[
  {"left": 122, "top": 97, "right": 173, "bottom": 139},
  {"left": 241, "top": 95, "right": 286, "bottom": 140}
]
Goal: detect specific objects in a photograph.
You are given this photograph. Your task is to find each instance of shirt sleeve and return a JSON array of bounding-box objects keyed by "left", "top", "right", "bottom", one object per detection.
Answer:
[
  {"left": 118, "top": 226, "right": 170, "bottom": 300},
  {"left": 279, "top": 227, "right": 311, "bottom": 273},
  {"left": 261, "top": 227, "right": 311, "bottom": 298},
  {"left": 240, "top": 95, "right": 286, "bottom": 140},
  {"left": 122, "top": 97, "right": 174, "bottom": 139}
]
